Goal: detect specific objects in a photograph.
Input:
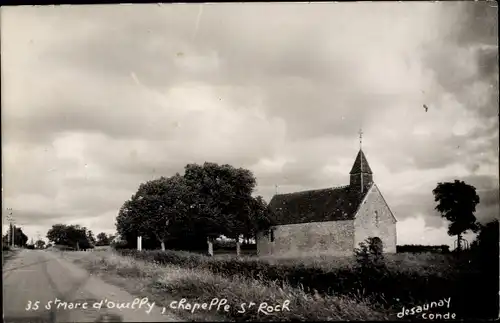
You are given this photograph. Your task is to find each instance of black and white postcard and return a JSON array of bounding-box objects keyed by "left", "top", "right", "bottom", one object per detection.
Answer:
[{"left": 2, "top": 2, "right": 499, "bottom": 322}]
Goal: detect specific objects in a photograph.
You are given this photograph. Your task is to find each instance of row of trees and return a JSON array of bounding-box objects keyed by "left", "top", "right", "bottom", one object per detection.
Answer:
[
  {"left": 115, "top": 162, "right": 273, "bottom": 254},
  {"left": 2, "top": 225, "right": 49, "bottom": 250},
  {"left": 2, "top": 225, "right": 28, "bottom": 247},
  {"left": 396, "top": 245, "right": 451, "bottom": 253}
]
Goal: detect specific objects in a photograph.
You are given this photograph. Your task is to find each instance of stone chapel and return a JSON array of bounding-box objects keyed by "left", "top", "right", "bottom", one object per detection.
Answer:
[{"left": 256, "top": 147, "right": 397, "bottom": 257}]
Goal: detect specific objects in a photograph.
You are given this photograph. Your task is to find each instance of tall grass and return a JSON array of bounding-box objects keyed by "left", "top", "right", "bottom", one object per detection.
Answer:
[
  {"left": 62, "top": 251, "right": 388, "bottom": 321},
  {"left": 111, "top": 249, "right": 494, "bottom": 320},
  {"left": 60, "top": 246, "right": 497, "bottom": 321},
  {"left": 115, "top": 250, "right": 458, "bottom": 299}
]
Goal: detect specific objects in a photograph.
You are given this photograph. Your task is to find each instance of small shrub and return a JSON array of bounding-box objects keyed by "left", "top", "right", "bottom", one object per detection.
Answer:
[{"left": 355, "top": 237, "right": 385, "bottom": 271}]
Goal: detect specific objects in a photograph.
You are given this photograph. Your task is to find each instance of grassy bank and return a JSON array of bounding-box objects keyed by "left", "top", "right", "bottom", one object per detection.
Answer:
[
  {"left": 115, "top": 250, "right": 460, "bottom": 303},
  {"left": 62, "top": 251, "right": 389, "bottom": 321},
  {"left": 111, "top": 249, "right": 495, "bottom": 320},
  {"left": 61, "top": 247, "right": 497, "bottom": 321}
]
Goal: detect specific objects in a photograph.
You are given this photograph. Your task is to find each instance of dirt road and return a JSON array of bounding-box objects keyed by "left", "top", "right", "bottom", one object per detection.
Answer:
[{"left": 3, "top": 249, "right": 181, "bottom": 322}]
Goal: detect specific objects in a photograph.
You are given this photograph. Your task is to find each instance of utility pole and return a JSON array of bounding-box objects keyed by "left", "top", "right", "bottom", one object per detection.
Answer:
[{"left": 6, "top": 208, "right": 14, "bottom": 247}]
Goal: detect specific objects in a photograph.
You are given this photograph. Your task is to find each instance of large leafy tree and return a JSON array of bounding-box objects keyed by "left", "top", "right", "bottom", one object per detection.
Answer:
[
  {"left": 117, "top": 198, "right": 151, "bottom": 248},
  {"left": 136, "top": 174, "right": 191, "bottom": 250},
  {"left": 229, "top": 195, "right": 274, "bottom": 256},
  {"left": 116, "top": 162, "right": 273, "bottom": 253},
  {"left": 234, "top": 195, "right": 274, "bottom": 242},
  {"left": 249, "top": 196, "right": 275, "bottom": 238},
  {"left": 46, "top": 224, "right": 68, "bottom": 245},
  {"left": 432, "top": 180, "right": 480, "bottom": 252},
  {"left": 182, "top": 163, "right": 259, "bottom": 244},
  {"left": 46, "top": 224, "right": 91, "bottom": 249},
  {"left": 117, "top": 174, "right": 192, "bottom": 250}
]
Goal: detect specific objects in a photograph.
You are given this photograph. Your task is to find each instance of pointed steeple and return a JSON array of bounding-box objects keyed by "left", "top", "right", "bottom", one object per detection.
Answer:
[
  {"left": 349, "top": 129, "right": 374, "bottom": 194},
  {"left": 349, "top": 149, "right": 373, "bottom": 175}
]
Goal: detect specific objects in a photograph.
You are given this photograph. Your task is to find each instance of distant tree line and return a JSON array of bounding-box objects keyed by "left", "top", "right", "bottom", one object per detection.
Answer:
[{"left": 397, "top": 244, "right": 450, "bottom": 253}]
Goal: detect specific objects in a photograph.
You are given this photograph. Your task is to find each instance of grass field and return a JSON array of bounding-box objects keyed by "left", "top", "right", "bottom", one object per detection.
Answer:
[{"left": 61, "top": 249, "right": 391, "bottom": 321}]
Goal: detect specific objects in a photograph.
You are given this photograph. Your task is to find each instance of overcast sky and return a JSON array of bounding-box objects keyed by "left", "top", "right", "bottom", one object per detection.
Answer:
[{"left": 2, "top": 3, "right": 498, "bottom": 247}]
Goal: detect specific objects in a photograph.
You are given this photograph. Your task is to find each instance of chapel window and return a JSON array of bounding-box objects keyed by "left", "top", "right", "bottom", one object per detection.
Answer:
[
  {"left": 270, "top": 229, "right": 275, "bottom": 242},
  {"left": 375, "top": 211, "right": 379, "bottom": 227}
]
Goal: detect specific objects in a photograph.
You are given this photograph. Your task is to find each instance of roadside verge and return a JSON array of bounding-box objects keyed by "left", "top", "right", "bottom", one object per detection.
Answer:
[{"left": 59, "top": 250, "right": 389, "bottom": 322}]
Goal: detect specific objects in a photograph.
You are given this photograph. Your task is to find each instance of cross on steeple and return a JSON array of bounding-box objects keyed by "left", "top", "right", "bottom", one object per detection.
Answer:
[{"left": 358, "top": 128, "right": 363, "bottom": 150}]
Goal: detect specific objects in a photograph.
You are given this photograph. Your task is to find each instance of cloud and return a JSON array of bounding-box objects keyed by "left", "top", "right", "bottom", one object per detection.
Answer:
[{"left": 2, "top": 3, "right": 497, "bottom": 244}]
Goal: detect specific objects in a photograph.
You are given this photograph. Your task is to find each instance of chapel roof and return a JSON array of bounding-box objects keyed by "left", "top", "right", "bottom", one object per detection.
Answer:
[
  {"left": 268, "top": 185, "right": 370, "bottom": 226},
  {"left": 349, "top": 149, "right": 373, "bottom": 175}
]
